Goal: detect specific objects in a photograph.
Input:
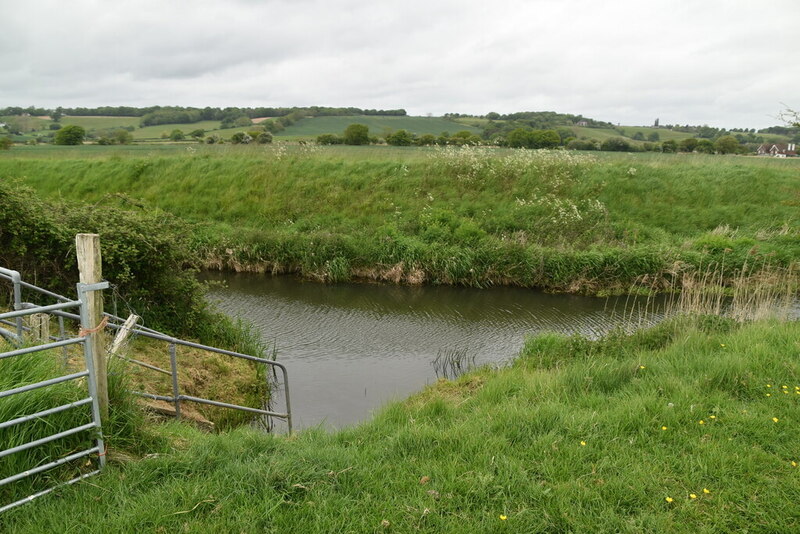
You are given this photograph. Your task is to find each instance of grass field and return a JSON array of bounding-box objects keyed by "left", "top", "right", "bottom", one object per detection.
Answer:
[
  {"left": 4, "top": 316, "right": 800, "bottom": 532},
  {"left": 60, "top": 116, "right": 141, "bottom": 130},
  {"left": 0, "top": 145, "right": 797, "bottom": 293},
  {"left": 278, "top": 115, "right": 481, "bottom": 137},
  {"left": 572, "top": 125, "right": 690, "bottom": 142}
]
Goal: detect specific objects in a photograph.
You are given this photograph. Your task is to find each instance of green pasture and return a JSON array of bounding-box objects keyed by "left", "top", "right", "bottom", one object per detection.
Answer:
[
  {"left": 278, "top": 115, "right": 480, "bottom": 137},
  {"left": 61, "top": 116, "right": 140, "bottom": 130}
]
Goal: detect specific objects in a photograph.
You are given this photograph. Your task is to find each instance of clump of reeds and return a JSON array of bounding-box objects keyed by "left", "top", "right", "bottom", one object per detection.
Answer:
[
  {"left": 432, "top": 348, "right": 476, "bottom": 380},
  {"left": 623, "top": 260, "right": 798, "bottom": 326}
]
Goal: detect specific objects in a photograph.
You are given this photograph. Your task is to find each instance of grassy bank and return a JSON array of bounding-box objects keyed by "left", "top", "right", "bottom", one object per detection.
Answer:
[
  {"left": 3, "top": 316, "right": 799, "bottom": 532},
  {"left": 1, "top": 145, "right": 797, "bottom": 294}
]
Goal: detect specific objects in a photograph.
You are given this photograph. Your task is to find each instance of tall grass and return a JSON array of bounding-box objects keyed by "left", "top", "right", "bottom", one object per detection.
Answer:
[
  {"left": 1, "top": 146, "right": 797, "bottom": 294},
  {"left": 3, "top": 316, "right": 800, "bottom": 532}
]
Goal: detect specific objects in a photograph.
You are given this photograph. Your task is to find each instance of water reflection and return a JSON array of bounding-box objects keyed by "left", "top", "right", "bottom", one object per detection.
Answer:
[{"left": 203, "top": 273, "right": 664, "bottom": 430}]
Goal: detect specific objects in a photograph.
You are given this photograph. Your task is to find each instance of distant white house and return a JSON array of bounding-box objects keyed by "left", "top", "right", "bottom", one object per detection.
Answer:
[{"left": 756, "top": 143, "right": 797, "bottom": 157}]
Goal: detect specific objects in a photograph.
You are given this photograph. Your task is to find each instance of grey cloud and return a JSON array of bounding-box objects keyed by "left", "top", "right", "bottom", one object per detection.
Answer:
[{"left": 1, "top": 0, "right": 798, "bottom": 128}]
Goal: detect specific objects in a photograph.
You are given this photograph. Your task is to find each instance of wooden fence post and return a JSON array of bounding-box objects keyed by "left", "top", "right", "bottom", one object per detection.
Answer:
[{"left": 76, "top": 233, "right": 108, "bottom": 421}]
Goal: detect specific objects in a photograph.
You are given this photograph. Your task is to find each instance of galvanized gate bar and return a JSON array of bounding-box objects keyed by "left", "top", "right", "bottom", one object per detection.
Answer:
[
  {"left": 179, "top": 395, "right": 289, "bottom": 418},
  {"left": 0, "top": 422, "right": 97, "bottom": 460},
  {"left": 0, "top": 300, "right": 81, "bottom": 320},
  {"left": 0, "top": 398, "right": 94, "bottom": 430},
  {"left": 0, "top": 337, "right": 84, "bottom": 360},
  {"left": 0, "top": 371, "right": 90, "bottom": 399},
  {"left": 0, "top": 470, "right": 101, "bottom": 514},
  {"left": 0, "top": 447, "right": 101, "bottom": 487},
  {"left": 1, "top": 271, "right": 108, "bottom": 514}
]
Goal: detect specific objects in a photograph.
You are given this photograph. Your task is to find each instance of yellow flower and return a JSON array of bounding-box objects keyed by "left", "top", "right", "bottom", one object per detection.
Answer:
[
  {"left": 699, "top": 420, "right": 705, "bottom": 425},
  {"left": 766, "top": 393, "right": 772, "bottom": 397},
  {"left": 773, "top": 417, "right": 779, "bottom": 423},
  {"left": 709, "top": 415, "right": 716, "bottom": 419},
  {"left": 689, "top": 493, "right": 697, "bottom": 499},
  {"left": 499, "top": 515, "right": 507, "bottom": 521},
  {"left": 665, "top": 497, "right": 674, "bottom": 503},
  {"left": 792, "top": 461, "right": 797, "bottom": 467},
  {"left": 580, "top": 441, "right": 586, "bottom": 446},
  {"left": 639, "top": 365, "right": 645, "bottom": 369},
  {"left": 767, "top": 384, "right": 772, "bottom": 388},
  {"left": 661, "top": 426, "right": 668, "bottom": 431},
  {"left": 703, "top": 488, "right": 711, "bottom": 494},
  {"left": 782, "top": 385, "right": 788, "bottom": 389},
  {"left": 720, "top": 344, "right": 726, "bottom": 347}
]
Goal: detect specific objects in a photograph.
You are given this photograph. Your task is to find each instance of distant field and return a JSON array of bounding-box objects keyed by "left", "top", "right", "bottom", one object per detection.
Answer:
[
  {"left": 61, "top": 116, "right": 140, "bottom": 130},
  {"left": 572, "top": 125, "right": 689, "bottom": 142},
  {"left": 134, "top": 120, "right": 223, "bottom": 139},
  {"left": 278, "top": 115, "right": 480, "bottom": 137}
]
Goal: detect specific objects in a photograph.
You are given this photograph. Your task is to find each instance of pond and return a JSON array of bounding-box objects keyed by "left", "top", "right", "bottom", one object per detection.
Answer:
[{"left": 204, "top": 273, "right": 665, "bottom": 430}]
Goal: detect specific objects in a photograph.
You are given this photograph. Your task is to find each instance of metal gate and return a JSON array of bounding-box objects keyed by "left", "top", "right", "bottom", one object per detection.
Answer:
[{"left": 0, "top": 267, "right": 107, "bottom": 513}]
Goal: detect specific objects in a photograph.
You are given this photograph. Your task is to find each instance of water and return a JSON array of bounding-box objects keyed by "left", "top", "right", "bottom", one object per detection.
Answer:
[{"left": 203, "top": 273, "right": 663, "bottom": 430}]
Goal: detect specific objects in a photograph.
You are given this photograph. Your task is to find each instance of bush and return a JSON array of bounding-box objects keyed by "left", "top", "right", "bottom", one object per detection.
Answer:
[
  {"left": 316, "top": 134, "right": 343, "bottom": 145},
  {"left": 600, "top": 137, "right": 631, "bottom": 152},
  {"left": 169, "top": 129, "right": 185, "bottom": 141},
  {"left": 0, "top": 137, "right": 12, "bottom": 150},
  {"left": 386, "top": 129, "right": 414, "bottom": 146},
  {"left": 53, "top": 125, "right": 85, "bottom": 145},
  {"left": 0, "top": 181, "right": 234, "bottom": 342},
  {"left": 566, "top": 139, "right": 597, "bottom": 151},
  {"left": 255, "top": 132, "right": 273, "bottom": 144},
  {"left": 343, "top": 123, "right": 370, "bottom": 145},
  {"left": 230, "top": 132, "right": 252, "bottom": 144}
]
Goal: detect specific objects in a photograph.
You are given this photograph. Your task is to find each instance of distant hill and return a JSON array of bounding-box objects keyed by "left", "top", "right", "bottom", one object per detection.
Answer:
[{"left": 277, "top": 115, "right": 480, "bottom": 138}]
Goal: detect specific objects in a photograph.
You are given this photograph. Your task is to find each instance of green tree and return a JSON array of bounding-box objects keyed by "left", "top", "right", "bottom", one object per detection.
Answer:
[
  {"left": 714, "top": 135, "right": 740, "bottom": 154},
  {"left": 255, "top": 132, "right": 273, "bottom": 144},
  {"left": 169, "top": 129, "right": 185, "bottom": 141},
  {"left": 189, "top": 129, "right": 205, "bottom": 140},
  {"left": 416, "top": 134, "right": 437, "bottom": 146},
  {"left": 679, "top": 138, "right": 698, "bottom": 153},
  {"left": 661, "top": 140, "right": 678, "bottom": 153},
  {"left": 632, "top": 132, "right": 645, "bottom": 141},
  {"left": 533, "top": 130, "right": 561, "bottom": 148},
  {"left": 343, "top": 123, "right": 370, "bottom": 145},
  {"left": 695, "top": 139, "right": 715, "bottom": 154},
  {"left": 507, "top": 128, "right": 534, "bottom": 148},
  {"left": 386, "top": 129, "right": 414, "bottom": 146},
  {"left": 647, "top": 131, "right": 660, "bottom": 142},
  {"left": 53, "top": 124, "right": 85, "bottom": 145},
  {"left": 114, "top": 129, "right": 134, "bottom": 144},
  {"left": 0, "top": 136, "right": 12, "bottom": 150}
]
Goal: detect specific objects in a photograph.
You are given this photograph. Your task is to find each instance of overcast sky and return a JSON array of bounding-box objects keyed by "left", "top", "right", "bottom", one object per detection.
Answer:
[{"left": 2, "top": 0, "right": 797, "bottom": 128}]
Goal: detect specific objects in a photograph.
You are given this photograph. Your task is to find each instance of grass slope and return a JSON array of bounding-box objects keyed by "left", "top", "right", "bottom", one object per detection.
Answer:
[
  {"left": 0, "top": 146, "right": 796, "bottom": 292},
  {"left": 4, "top": 318, "right": 800, "bottom": 532}
]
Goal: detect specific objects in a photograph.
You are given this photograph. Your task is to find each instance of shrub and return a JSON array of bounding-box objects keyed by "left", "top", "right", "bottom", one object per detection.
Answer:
[
  {"left": 316, "top": 134, "right": 343, "bottom": 145},
  {"left": 343, "top": 123, "right": 370, "bottom": 145},
  {"left": 53, "top": 125, "right": 85, "bottom": 145},
  {"left": 0, "top": 137, "right": 12, "bottom": 150},
  {"left": 386, "top": 129, "right": 414, "bottom": 146},
  {"left": 600, "top": 137, "right": 631, "bottom": 152}
]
